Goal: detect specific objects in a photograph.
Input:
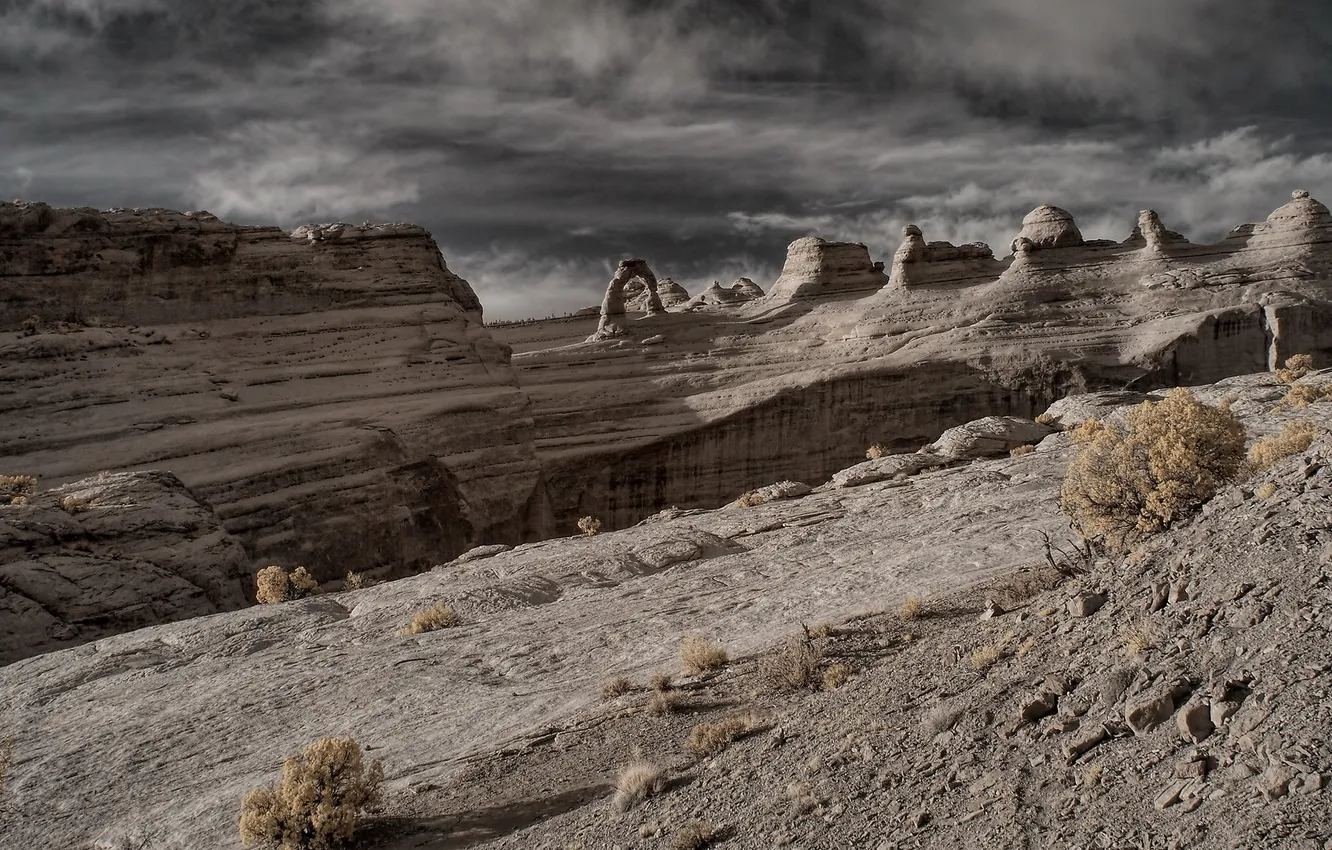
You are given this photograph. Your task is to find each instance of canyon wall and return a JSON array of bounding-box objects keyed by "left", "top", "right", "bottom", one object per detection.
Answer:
[{"left": 0, "top": 203, "right": 551, "bottom": 589}]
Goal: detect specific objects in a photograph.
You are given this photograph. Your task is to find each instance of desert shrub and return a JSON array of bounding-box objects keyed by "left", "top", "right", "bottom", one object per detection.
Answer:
[
  {"left": 1009, "top": 444, "right": 1036, "bottom": 457},
  {"left": 1276, "top": 353, "right": 1315, "bottom": 384},
  {"left": 1283, "top": 383, "right": 1332, "bottom": 408},
  {"left": 821, "top": 663, "right": 851, "bottom": 690},
  {"left": 611, "top": 760, "right": 664, "bottom": 812},
  {"left": 577, "top": 515, "right": 602, "bottom": 536},
  {"left": 60, "top": 493, "right": 94, "bottom": 512},
  {"left": 685, "top": 714, "right": 754, "bottom": 757},
  {"left": 865, "top": 444, "right": 887, "bottom": 460},
  {"left": 1035, "top": 412, "right": 1062, "bottom": 426},
  {"left": 672, "top": 821, "right": 720, "bottom": 850},
  {"left": 761, "top": 636, "right": 823, "bottom": 692},
  {"left": 647, "top": 690, "right": 686, "bottom": 716},
  {"left": 920, "top": 703, "right": 961, "bottom": 736},
  {"left": 969, "top": 642, "right": 1007, "bottom": 671},
  {"left": 649, "top": 672, "right": 673, "bottom": 692},
  {"left": 897, "top": 596, "right": 923, "bottom": 621},
  {"left": 1060, "top": 388, "right": 1246, "bottom": 550},
  {"left": 986, "top": 564, "right": 1066, "bottom": 608},
  {"left": 401, "top": 603, "right": 460, "bottom": 635},
  {"left": 736, "top": 490, "right": 767, "bottom": 508},
  {"left": 1118, "top": 617, "right": 1159, "bottom": 658},
  {"left": 255, "top": 566, "right": 321, "bottom": 604},
  {"left": 239, "top": 736, "right": 383, "bottom": 849},
  {"left": 20, "top": 315, "right": 40, "bottom": 335},
  {"left": 1256, "top": 481, "right": 1278, "bottom": 500},
  {"left": 679, "top": 635, "right": 728, "bottom": 675},
  {"left": 1249, "top": 421, "right": 1319, "bottom": 470},
  {"left": 342, "top": 572, "right": 367, "bottom": 591},
  {"left": 602, "top": 676, "right": 632, "bottom": 698},
  {"left": 1069, "top": 418, "right": 1105, "bottom": 444},
  {"left": 0, "top": 475, "right": 36, "bottom": 504}
]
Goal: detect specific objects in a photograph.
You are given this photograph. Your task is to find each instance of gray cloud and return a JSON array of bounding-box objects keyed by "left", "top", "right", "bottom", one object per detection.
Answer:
[{"left": 2, "top": 0, "right": 1330, "bottom": 319}]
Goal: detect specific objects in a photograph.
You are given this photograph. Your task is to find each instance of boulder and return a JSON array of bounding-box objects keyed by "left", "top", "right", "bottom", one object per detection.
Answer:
[{"left": 928, "top": 417, "right": 1056, "bottom": 461}]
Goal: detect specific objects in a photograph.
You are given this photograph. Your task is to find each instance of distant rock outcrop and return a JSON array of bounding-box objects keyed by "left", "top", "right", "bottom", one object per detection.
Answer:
[
  {"left": 685, "top": 278, "right": 766, "bottom": 309},
  {"left": 637, "top": 277, "right": 690, "bottom": 309},
  {"left": 1013, "top": 204, "right": 1085, "bottom": 252},
  {"left": 766, "top": 237, "right": 888, "bottom": 302},
  {"left": 890, "top": 224, "right": 998, "bottom": 287},
  {"left": 592, "top": 258, "right": 661, "bottom": 339}
]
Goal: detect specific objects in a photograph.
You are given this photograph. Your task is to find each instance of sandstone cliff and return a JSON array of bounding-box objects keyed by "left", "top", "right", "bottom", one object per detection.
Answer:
[{"left": 0, "top": 202, "right": 551, "bottom": 591}]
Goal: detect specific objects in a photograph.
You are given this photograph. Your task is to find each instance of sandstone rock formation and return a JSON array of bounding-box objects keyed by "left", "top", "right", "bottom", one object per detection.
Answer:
[
  {"left": 1013, "top": 203, "right": 1085, "bottom": 252},
  {"left": 591, "top": 258, "right": 661, "bottom": 339},
  {"left": 628, "top": 277, "right": 690, "bottom": 310},
  {"left": 0, "top": 202, "right": 548, "bottom": 593},
  {"left": 0, "top": 471, "right": 250, "bottom": 664},
  {"left": 684, "top": 278, "right": 765, "bottom": 309},
  {"left": 765, "top": 236, "right": 889, "bottom": 302},
  {"left": 3, "top": 372, "right": 1329, "bottom": 848}
]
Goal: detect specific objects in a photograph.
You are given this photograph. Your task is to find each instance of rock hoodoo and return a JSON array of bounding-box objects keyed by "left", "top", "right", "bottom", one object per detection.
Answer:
[
  {"left": 1012, "top": 204, "right": 1085, "bottom": 252},
  {"left": 889, "top": 224, "right": 998, "bottom": 287},
  {"left": 765, "top": 236, "right": 889, "bottom": 302},
  {"left": 1126, "top": 209, "right": 1190, "bottom": 252}
]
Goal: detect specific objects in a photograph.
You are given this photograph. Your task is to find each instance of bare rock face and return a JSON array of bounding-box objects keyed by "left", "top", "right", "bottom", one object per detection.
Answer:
[
  {"left": 1013, "top": 204, "right": 1085, "bottom": 252},
  {"left": 627, "top": 277, "right": 689, "bottom": 311},
  {"left": 1125, "top": 209, "right": 1190, "bottom": 252},
  {"left": 685, "top": 278, "right": 765, "bottom": 309},
  {"left": 0, "top": 471, "right": 250, "bottom": 665},
  {"left": 0, "top": 203, "right": 547, "bottom": 590},
  {"left": 890, "top": 224, "right": 998, "bottom": 287},
  {"left": 766, "top": 236, "right": 888, "bottom": 302}
]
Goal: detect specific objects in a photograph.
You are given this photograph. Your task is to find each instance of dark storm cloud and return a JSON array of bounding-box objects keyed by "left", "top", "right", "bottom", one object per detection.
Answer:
[{"left": 2, "top": 0, "right": 1332, "bottom": 318}]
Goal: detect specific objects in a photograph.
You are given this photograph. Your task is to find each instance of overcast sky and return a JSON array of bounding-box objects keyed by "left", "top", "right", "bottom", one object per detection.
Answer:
[{"left": 3, "top": 1, "right": 1331, "bottom": 319}]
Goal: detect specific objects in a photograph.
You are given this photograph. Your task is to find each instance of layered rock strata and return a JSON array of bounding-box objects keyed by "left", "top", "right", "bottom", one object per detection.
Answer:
[
  {"left": 0, "top": 202, "right": 548, "bottom": 591},
  {"left": 765, "top": 236, "right": 889, "bottom": 302}
]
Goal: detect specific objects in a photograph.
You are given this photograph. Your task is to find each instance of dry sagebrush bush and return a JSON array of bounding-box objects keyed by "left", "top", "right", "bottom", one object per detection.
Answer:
[
  {"left": 602, "top": 676, "right": 633, "bottom": 698},
  {"left": 672, "top": 820, "right": 720, "bottom": 850},
  {"left": 60, "top": 493, "right": 94, "bottom": 512},
  {"left": 685, "top": 714, "right": 755, "bottom": 757},
  {"left": 577, "top": 515, "right": 602, "bottom": 536},
  {"left": 897, "top": 596, "right": 923, "bottom": 621},
  {"left": 736, "top": 490, "right": 767, "bottom": 508},
  {"left": 255, "top": 566, "right": 321, "bottom": 604},
  {"left": 865, "top": 444, "right": 887, "bottom": 460},
  {"left": 1283, "top": 383, "right": 1332, "bottom": 409},
  {"left": 401, "top": 603, "right": 460, "bottom": 635},
  {"left": 342, "top": 572, "right": 367, "bottom": 591},
  {"left": 1060, "top": 389, "right": 1246, "bottom": 550},
  {"left": 1276, "top": 353, "right": 1315, "bottom": 385},
  {"left": 1035, "top": 412, "right": 1062, "bottom": 427},
  {"left": 649, "top": 671, "right": 673, "bottom": 692},
  {"left": 761, "top": 636, "right": 823, "bottom": 692},
  {"left": 239, "top": 737, "right": 383, "bottom": 849},
  {"left": 679, "top": 635, "right": 728, "bottom": 675},
  {"left": 821, "top": 662, "right": 851, "bottom": 690},
  {"left": 611, "top": 760, "right": 664, "bottom": 812},
  {"left": 1009, "top": 444, "right": 1036, "bottom": 457},
  {"left": 647, "top": 690, "right": 687, "bottom": 716},
  {"left": 0, "top": 475, "right": 36, "bottom": 503},
  {"left": 1249, "top": 421, "right": 1319, "bottom": 470}
]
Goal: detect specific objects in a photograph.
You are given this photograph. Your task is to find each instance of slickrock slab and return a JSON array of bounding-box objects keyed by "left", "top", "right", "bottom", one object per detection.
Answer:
[{"left": 0, "top": 471, "right": 250, "bottom": 664}]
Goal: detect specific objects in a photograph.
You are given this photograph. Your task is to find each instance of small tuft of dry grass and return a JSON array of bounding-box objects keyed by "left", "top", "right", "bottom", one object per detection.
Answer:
[
  {"left": 680, "top": 635, "right": 728, "bottom": 675},
  {"left": 968, "top": 633, "right": 1014, "bottom": 672},
  {"left": 577, "top": 515, "right": 602, "bottom": 536},
  {"left": 1249, "top": 420, "right": 1320, "bottom": 471},
  {"left": 736, "top": 490, "right": 767, "bottom": 508},
  {"left": 343, "top": 571, "right": 368, "bottom": 591},
  {"left": 1276, "top": 353, "right": 1315, "bottom": 385},
  {"left": 1079, "top": 764, "right": 1105, "bottom": 788},
  {"left": 821, "top": 663, "right": 851, "bottom": 691},
  {"left": 649, "top": 671, "right": 673, "bottom": 692},
  {"left": 760, "top": 636, "right": 824, "bottom": 692},
  {"left": 1035, "top": 412, "right": 1062, "bottom": 426},
  {"left": 685, "top": 713, "right": 756, "bottom": 757},
  {"left": 672, "top": 820, "right": 720, "bottom": 850},
  {"left": 611, "top": 760, "right": 665, "bottom": 812},
  {"left": 1119, "top": 617, "right": 1159, "bottom": 658},
  {"left": 602, "top": 676, "right": 633, "bottom": 698},
  {"left": 401, "top": 603, "right": 460, "bottom": 635},
  {"left": 897, "top": 596, "right": 923, "bottom": 621},
  {"left": 865, "top": 444, "right": 887, "bottom": 460},
  {"left": 987, "top": 564, "right": 1066, "bottom": 608},
  {"left": 239, "top": 736, "right": 383, "bottom": 849},
  {"left": 1009, "top": 444, "right": 1036, "bottom": 457},
  {"left": 1256, "top": 481, "right": 1278, "bottom": 500},
  {"left": 647, "top": 690, "right": 687, "bottom": 716}
]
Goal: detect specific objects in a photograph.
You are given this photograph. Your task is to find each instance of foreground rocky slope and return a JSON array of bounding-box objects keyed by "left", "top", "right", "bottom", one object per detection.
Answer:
[{"left": 0, "top": 370, "right": 1327, "bottom": 848}]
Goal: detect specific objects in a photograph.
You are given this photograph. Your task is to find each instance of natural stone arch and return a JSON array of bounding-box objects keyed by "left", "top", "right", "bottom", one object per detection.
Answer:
[{"left": 598, "top": 258, "right": 662, "bottom": 333}]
